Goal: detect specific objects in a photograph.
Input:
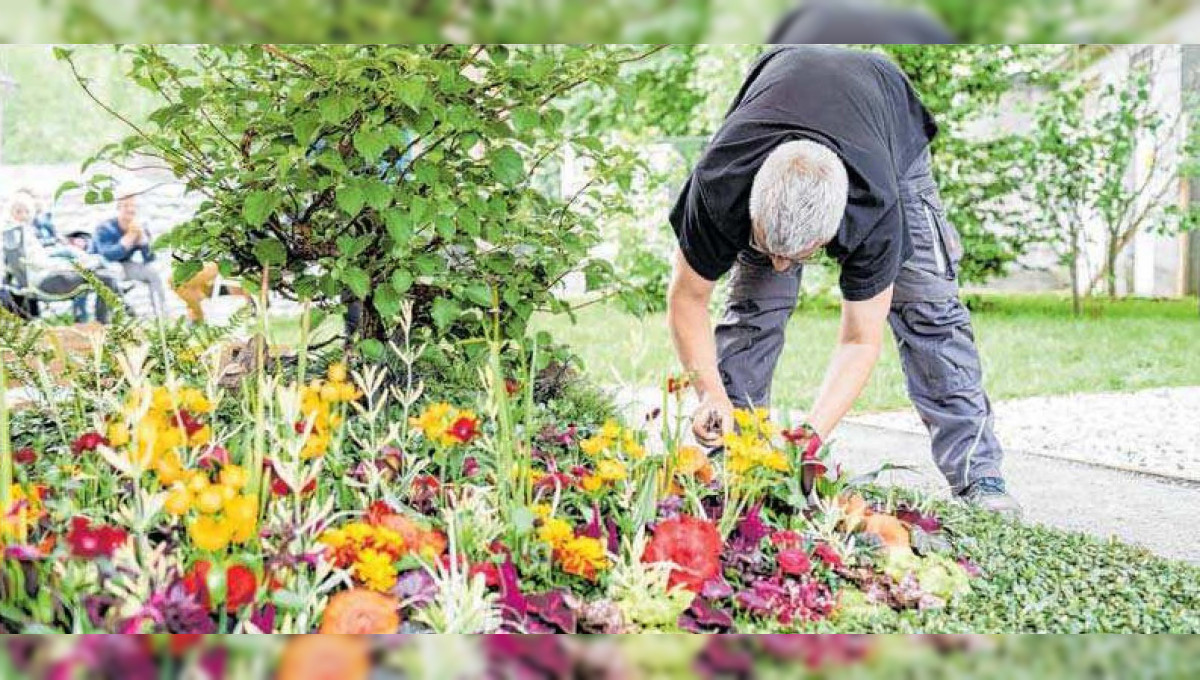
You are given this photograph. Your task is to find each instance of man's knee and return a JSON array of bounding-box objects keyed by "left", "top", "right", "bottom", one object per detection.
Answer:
[{"left": 890, "top": 299, "right": 983, "bottom": 400}]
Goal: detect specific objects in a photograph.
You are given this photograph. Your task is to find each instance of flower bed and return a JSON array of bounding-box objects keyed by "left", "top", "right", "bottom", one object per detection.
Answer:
[{"left": 0, "top": 329, "right": 992, "bottom": 635}]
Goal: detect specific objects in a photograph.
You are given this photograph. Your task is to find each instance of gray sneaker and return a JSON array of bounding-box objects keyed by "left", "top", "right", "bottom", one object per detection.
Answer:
[{"left": 959, "top": 477, "right": 1023, "bottom": 519}]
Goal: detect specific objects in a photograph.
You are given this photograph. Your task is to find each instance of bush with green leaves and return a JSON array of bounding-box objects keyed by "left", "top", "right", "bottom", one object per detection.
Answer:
[{"left": 61, "top": 44, "right": 664, "bottom": 362}]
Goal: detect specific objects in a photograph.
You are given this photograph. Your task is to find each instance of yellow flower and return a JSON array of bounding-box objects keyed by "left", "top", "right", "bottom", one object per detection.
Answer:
[
  {"left": 337, "top": 382, "right": 359, "bottom": 402},
  {"left": 353, "top": 549, "right": 398, "bottom": 592},
  {"left": 154, "top": 452, "right": 187, "bottom": 486},
  {"left": 226, "top": 495, "right": 259, "bottom": 542},
  {"left": 186, "top": 471, "right": 211, "bottom": 494},
  {"left": 557, "top": 536, "right": 609, "bottom": 581},
  {"left": 537, "top": 517, "right": 573, "bottom": 551},
  {"left": 579, "top": 436, "right": 610, "bottom": 457},
  {"left": 196, "top": 487, "right": 225, "bottom": 515},
  {"left": 599, "top": 420, "right": 621, "bottom": 440},
  {"left": 596, "top": 459, "right": 627, "bottom": 483},
  {"left": 188, "top": 425, "right": 212, "bottom": 448},
  {"left": 327, "top": 362, "right": 348, "bottom": 384},
  {"left": 189, "top": 515, "right": 231, "bottom": 552},
  {"left": 319, "top": 528, "right": 348, "bottom": 549},
  {"left": 107, "top": 422, "right": 131, "bottom": 448},
  {"left": 531, "top": 504, "right": 553, "bottom": 520},
  {"left": 320, "top": 381, "right": 341, "bottom": 403},
  {"left": 164, "top": 485, "right": 192, "bottom": 516},
  {"left": 580, "top": 474, "right": 603, "bottom": 493},
  {"left": 219, "top": 465, "right": 249, "bottom": 490}
]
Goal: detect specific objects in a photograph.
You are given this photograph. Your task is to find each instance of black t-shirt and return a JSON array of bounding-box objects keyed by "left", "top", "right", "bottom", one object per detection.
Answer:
[
  {"left": 767, "top": 0, "right": 955, "bottom": 45},
  {"left": 669, "top": 46, "right": 938, "bottom": 301}
]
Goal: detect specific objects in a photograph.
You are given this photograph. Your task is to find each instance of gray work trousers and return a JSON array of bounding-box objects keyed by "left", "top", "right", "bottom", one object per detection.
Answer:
[{"left": 714, "top": 148, "right": 1003, "bottom": 492}]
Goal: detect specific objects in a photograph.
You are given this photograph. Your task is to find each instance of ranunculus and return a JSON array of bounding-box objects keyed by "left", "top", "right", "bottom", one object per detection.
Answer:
[
  {"left": 65, "top": 517, "right": 128, "bottom": 559},
  {"left": 318, "top": 590, "right": 400, "bottom": 634},
  {"left": 71, "top": 432, "right": 108, "bottom": 455},
  {"left": 777, "top": 549, "right": 812, "bottom": 577},
  {"left": 642, "top": 514, "right": 722, "bottom": 593}
]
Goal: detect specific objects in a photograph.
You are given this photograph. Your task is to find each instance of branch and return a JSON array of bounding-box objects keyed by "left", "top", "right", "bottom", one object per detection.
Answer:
[{"left": 261, "top": 44, "right": 315, "bottom": 75}]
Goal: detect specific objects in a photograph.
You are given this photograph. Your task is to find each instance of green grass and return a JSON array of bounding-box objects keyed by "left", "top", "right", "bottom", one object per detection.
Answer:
[{"left": 534, "top": 293, "right": 1200, "bottom": 413}]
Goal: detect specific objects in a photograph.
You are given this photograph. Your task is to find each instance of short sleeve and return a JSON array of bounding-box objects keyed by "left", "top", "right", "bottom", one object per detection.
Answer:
[
  {"left": 835, "top": 203, "right": 907, "bottom": 301},
  {"left": 668, "top": 174, "right": 741, "bottom": 282}
]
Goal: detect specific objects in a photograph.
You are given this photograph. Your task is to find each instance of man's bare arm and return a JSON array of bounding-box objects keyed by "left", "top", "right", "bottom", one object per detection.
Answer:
[
  {"left": 805, "top": 284, "right": 894, "bottom": 438},
  {"left": 666, "top": 248, "right": 733, "bottom": 445}
]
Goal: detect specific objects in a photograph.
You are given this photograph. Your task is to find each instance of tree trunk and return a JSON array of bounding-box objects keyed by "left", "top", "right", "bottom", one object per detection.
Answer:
[
  {"left": 1070, "top": 228, "right": 1082, "bottom": 317},
  {"left": 1106, "top": 232, "right": 1119, "bottom": 299}
]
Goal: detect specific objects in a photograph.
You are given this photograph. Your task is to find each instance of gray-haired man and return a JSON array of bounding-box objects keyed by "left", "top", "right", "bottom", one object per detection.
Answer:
[{"left": 666, "top": 46, "right": 1020, "bottom": 515}]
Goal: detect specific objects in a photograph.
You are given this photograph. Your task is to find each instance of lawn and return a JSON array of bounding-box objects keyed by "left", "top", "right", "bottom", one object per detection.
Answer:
[{"left": 535, "top": 292, "right": 1200, "bottom": 413}]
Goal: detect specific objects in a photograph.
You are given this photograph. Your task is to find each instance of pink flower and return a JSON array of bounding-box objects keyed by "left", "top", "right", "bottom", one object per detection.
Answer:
[
  {"left": 14, "top": 447, "right": 37, "bottom": 465},
  {"left": 777, "top": 549, "right": 812, "bottom": 577},
  {"left": 813, "top": 542, "right": 843, "bottom": 569},
  {"left": 71, "top": 432, "right": 108, "bottom": 455},
  {"left": 65, "top": 517, "right": 128, "bottom": 559}
]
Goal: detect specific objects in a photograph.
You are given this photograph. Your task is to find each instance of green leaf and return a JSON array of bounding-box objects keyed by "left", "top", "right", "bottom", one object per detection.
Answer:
[
  {"left": 341, "top": 267, "right": 371, "bottom": 299},
  {"left": 319, "top": 94, "right": 355, "bottom": 124},
  {"left": 172, "top": 260, "right": 205, "bottom": 286},
  {"left": 353, "top": 128, "right": 390, "bottom": 163},
  {"left": 373, "top": 285, "right": 401, "bottom": 318},
  {"left": 242, "top": 190, "right": 278, "bottom": 227},
  {"left": 362, "top": 178, "right": 393, "bottom": 212},
  {"left": 384, "top": 209, "right": 413, "bottom": 244},
  {"left": 489, "top": 146, "right": 525, "bottom": 186},
  {"left": 462, "top": 282, "right": 492, "bottom": 307},
  {"left": 252, "top": 238, "right": 287, "bottom": 266},
  {"left": 391, "top": 269, "right": 413, "bottom": 294},
  {"left": 336, "top": 184, "right": 366, "bottom": 216},
  {"left": 430, "top": 297, "right": 461, "bottom": 330},
  {"left": 396, "top": 78, "right": 427, "bottom": 109},
  {"left": 511, "top": 107, "right": 540, "bottom": 133},
  {"left": 358, "top": 338, "right": 385, "bottom": 361}
]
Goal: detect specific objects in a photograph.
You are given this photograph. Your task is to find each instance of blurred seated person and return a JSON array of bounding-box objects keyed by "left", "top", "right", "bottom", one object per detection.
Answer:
[
  {"left": 3, "top": 192, "right": 124, "bottom": 324},
  {"left": 15, "top": 187, "right": 96, "bottom": 323},
  {"left": 91, "top": 194, "right": 168, "bottom": 318}
]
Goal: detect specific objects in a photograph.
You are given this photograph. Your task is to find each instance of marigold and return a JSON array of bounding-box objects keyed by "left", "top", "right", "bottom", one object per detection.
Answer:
[
  {"left": 318, "top": 590, "right": 400, "bottom": 634},
  {"left": 353, "top": 548, "right": 399, "bottom": 592},
  {"left": 225, "top": 495, "right": 259, "bottom": 542},
  {"left": 579, "top": 474, "right": 603, "bottom": 493},
  {"left": 557, "top": 535, "right": 609, "bottom": 581},
  {"left": 195, "top": 487, "right": 225, "bottom": 515},
  {"left": 164, "top": 485, "right": 192, "bottom": 516},
  {"left": 537, "top": 517, "right": 574, "bottom": 551},
  {"left": 596, "top": 459, "right": 627, "bottom": 483}
]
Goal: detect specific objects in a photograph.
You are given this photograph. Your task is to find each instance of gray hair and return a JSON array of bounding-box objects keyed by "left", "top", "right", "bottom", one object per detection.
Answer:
[{"left": 749, "top": 139, "right": 848, "bottom": 255}]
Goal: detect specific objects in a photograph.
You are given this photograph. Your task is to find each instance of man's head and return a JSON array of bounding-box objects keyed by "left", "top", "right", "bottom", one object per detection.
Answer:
[
  {"left": 749, "top": 139, "right": 848, "bottom": 271},
  {"left": 6, "top": 192, "right": 34, "bottom": 226},
  {"left": 117, "top": 194, "right": 138, "bottom": 229}
]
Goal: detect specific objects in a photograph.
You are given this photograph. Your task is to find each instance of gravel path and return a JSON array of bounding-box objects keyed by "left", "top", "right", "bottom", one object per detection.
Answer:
[{"left": 850, "top": 387, "right": 1200, "bottom": 481}]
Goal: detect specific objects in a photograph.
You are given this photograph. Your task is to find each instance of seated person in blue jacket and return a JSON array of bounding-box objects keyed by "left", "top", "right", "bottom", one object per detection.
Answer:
[
  {"left": 91, "top": 194, "right": 167, "bottom": 318},
  {"left": 3, "top": 192, "right": 124, "bottom": 324}
]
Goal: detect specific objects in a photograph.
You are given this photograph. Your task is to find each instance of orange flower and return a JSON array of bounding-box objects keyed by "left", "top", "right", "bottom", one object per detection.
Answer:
[
  {"left": 674, "top": 446, "right": 715, "bottom": 484},
  {"left": 863, "top": 514, "right": 911, "bottom": 550},
  {"left": 318, "top": 589, "right": 400, "bottom": 634},
  {"left": 837, "top": 493, "right": 869, "bottom": 532},
  {"left": 278, "top": 634, "right": 370, "bottom": 680}
]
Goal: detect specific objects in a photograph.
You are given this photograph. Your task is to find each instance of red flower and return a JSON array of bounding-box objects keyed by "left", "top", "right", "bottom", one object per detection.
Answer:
[
  {"left": 666, "top": 375, "right": 691, "bottom": 394},
  {"left": 197, "top": 445, "right": 229, "bottom": 470},
  {"left": 504, "top": 378, "right": 522, "bottom": 397},
  {"left": 813, "top": 542, "right": 843, "bottom": 569},
  {"left": 14, "top": 447, "right": 36, "bottom": 465},
  {"left": 365, "top": 500, "right": 396, "bottom": 526},
  {"left": 271, "top": 474, "right": 316, "bottom": 497},
  {"left": 181, "top": 560, "right": 213, "bottom": 609},
  {"left": 777, "top": 549, "right": 812, "bottom": 577},
  {"left": 176, "top": 410, "right": 205, "bottom": 437},
  {"left": 65, "top": 517, "right": 128, "bottom": 559},
  {"left": 469, "top": 560, "right": 502, "bottom": 589},
  {"left": 225, "top": 564, "right": 258, "bottom": 611},
  {"left": 447, "top": 416, "right": 480, "bottom": 444},
  {"left": 770, "top": 530, "right": 803, "bottom": 551},
  {"left": 642, "top": 514, "right": 722, "bottom": 593},
  {"left": 71, "top": 432, "right": 108, "bottom": 455}
]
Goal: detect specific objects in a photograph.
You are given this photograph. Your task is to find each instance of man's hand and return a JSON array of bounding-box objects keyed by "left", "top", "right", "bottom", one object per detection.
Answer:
[{"left": 692, "top": 392, "right": 734, "bottom": 447}]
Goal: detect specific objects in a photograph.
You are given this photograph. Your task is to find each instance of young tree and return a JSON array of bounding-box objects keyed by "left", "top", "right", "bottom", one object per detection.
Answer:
[{"left": 61, "top": 44, "right": 663, "bottom": 358}]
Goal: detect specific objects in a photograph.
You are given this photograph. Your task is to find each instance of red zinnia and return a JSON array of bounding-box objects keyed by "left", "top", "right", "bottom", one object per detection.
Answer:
[
  {"left": 71, "top": 432, "right": 108, "bottom": 455},
  {"left": 447, "top": 416, "right": 480, "bottom": 444},
  {"left": 642, "top": 514, "right": 722, "bottom": 593},
  {"left": 14, "top": 447, "right": 36, "bottom": 465},
  {"left": 65, "top": 517, "right": 128, "bottom": 559},
  {"left": 777, "top": 548, "right": 812, "bottom": 577},
  {"left": 225, "top": 564, "right": 258, "bottom": 612}
]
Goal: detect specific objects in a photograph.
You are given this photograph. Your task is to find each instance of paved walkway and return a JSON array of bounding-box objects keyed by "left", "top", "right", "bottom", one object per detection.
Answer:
[{"left": 612, "top": 386, "right": 1200, "bottom": 565}]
